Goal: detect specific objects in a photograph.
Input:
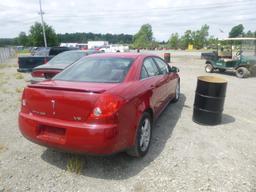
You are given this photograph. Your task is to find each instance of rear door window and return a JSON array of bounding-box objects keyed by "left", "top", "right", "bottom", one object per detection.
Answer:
[
  {"left": 153, "top": 57, "right": 169, "bottom": 75},
  {"left": 143, "top": 58, "right": 160, "bottom": 77}
]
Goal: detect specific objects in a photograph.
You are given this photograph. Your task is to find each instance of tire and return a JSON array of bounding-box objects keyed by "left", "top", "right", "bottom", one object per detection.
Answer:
[
  {"left": 236, "top": 67, "right": 250, "bottom": 78},
  {"left": 219, "top": 69, "right": 226, "bottom": 73},
  {"left": 126, "top": 112, "right": 152, "bottom": 157},
  {"left": 205, "top": 64, "right": 213, "bottom": 73},
  {"left": 172, "top": 80, "right": 180, "bottom": 103}
]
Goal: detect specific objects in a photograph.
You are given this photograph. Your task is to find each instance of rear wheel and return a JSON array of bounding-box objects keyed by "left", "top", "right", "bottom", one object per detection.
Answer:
[
  {"left": 172, "top": 80, "right": 180, "bottom": 103},
  {"left": 205, "top": 64, "right": 214, "bottom": 73},
  {"left": 236, "top": 67, "right": 250, "bottom": 78},
  {"left": 126, "top": 112, "right": 152, "bottom": 157}
]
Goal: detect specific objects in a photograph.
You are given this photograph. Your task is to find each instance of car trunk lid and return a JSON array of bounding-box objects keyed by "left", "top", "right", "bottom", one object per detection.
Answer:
[{"left": 24, "top": 80, "right": 118, "bottom": 122}]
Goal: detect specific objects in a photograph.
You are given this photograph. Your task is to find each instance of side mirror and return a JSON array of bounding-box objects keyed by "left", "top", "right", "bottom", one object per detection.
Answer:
[{"left": 169, "top": 66, "right": 179, "bottom": 73}]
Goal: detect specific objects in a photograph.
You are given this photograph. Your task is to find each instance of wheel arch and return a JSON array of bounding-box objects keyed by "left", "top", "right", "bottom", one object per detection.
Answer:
[
  {"left": 235, "top": 65, "right": 250, "bottom": 70},
  {"left": 205, "top": 60, "right": 213, "bottom": 65}
]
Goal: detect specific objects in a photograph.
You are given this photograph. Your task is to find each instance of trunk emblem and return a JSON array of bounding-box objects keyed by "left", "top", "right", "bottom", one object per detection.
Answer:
[
  {"left": 73, "top": 116, "right": 82, "bottom": 121},
  {"left": 51, "top": 99, "right": 56, "bottom": 115}
]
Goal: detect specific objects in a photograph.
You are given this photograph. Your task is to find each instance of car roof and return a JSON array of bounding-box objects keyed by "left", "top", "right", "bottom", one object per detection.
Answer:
[
  {"left": 85, "top": 52, "right": 156, "bottom": 59},
  {"left": 61, "top": 50, "right": 97, "bottom": 53}
]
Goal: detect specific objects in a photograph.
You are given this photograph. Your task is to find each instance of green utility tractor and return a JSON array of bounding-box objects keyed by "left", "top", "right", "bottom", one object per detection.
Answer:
[{"left": 204, "top": 38, "right": 256, "bottom": 78}]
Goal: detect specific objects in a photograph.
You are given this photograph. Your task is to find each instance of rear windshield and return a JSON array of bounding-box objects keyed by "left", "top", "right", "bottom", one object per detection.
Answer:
[
  {"left": 53, "top": 57, "right": 134, "bottom": 83},
  {"left": 48, "top": 51, "right": 86, "bottom": 66}
]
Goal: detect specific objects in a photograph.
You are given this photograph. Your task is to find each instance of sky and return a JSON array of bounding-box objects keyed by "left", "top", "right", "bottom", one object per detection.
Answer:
[{"left": 0, "top": 0, "right": 255, "bottom": 41}]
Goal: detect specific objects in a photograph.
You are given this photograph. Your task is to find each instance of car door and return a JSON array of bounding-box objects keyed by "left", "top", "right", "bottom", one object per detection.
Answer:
[
  {"left": 141, "top": 57, "right": 166, "bottom": 114},
  {"left": 153, "top": 57, "right": 177, "bottom": 101}
]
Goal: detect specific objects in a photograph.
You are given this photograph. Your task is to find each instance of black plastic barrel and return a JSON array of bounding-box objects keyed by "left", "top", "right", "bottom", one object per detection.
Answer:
[
  {"left": 164, "top": 53, "right": 171, "bottom": 63},
  {"left": 193, "top": 76, "right": 227, "bottom": 125}
]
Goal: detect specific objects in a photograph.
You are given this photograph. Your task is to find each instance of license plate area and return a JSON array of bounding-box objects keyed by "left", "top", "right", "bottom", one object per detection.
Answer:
[{"left": 37, "top": 125, "right": 66, "bottom": 144}]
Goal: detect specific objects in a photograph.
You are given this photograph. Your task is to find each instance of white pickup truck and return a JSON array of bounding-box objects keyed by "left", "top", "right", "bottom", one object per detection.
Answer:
[{"left": 99, "top": 45, "right": 129, "bottom": 53}]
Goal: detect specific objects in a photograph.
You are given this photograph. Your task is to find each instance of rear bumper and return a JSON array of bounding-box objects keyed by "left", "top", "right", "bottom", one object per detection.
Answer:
[
  {"left": 19, "top": 112, "right": 120, "bottom": 155},
  {"left": 17, "top": 68, "right": 32, "bottom": 73}
]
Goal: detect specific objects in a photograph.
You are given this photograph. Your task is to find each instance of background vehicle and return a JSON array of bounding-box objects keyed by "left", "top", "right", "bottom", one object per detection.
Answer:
[
  {"left": 31, "top": 50, "right": 100, "bottom": 83},
  {"left": 203, "top": 37, "right": 256, "bottom": 78},
  {"left": 17, "top": 47, "right": 78, "bottom": 72},
  {"left": 100, "top": 44, "right": 129, "bottom": 53},
  {"left": 19, "top": 53, "right": 180, "bottom": 157}
]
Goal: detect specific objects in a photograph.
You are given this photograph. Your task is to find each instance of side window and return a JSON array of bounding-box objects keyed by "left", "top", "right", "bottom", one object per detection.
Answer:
[
  {"left": 154, "top": 57, "right": 169, "bottom": 75},
  {"left": 143, "top": 58, "right": 160, "bottom": 77},
  {"left": 140, "top": 66, "right": 149, "bottom": 79}
]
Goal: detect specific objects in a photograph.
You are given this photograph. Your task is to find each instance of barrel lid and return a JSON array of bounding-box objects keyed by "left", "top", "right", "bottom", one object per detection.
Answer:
[{"left": 198, "top": 76, "right": 227, "bottom": 83}]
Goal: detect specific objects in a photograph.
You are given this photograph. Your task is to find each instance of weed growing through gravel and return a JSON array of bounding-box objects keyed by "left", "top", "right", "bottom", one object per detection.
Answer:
[
  {"left": 66, "top": 154, "right": 84, "bottom": 174},
  {"left": 0, "top": 144, "right": 7, "bottom": 152},
  {"left": 15, "top": 87, "right": 23, "bottom": 93},
  {"left": 15, "top": 73, "right": 24, "bottom": 80},
  {"left": 0, "top": 64, "right": 9, "bottom": 69}
]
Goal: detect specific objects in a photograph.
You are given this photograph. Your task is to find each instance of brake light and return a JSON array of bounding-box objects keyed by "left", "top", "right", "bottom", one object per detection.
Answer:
[
  {"left": 20, "top": 89, "right": 29, "bottom": 113},
  {"left": 31, "top": 70, "right": 44, "bottom": 78},
  {"left": 88, "top": 94, "right": 125, "bottom": 121}
]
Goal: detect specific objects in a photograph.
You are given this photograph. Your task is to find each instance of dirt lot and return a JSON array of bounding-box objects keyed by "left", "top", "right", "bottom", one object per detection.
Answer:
[{"left": 0, "top": 51, "right": 256, "bottom": 192}]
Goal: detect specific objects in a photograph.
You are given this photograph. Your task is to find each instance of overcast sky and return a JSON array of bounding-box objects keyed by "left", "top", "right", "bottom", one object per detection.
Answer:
[{"left": 0, "top": 0, "right": 255, "bottom": 41}]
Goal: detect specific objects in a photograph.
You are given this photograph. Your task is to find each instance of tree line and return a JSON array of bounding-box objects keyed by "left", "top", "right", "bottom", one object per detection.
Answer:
[{"left": 0, "top": 22, "right": 255, "bottom": 49}]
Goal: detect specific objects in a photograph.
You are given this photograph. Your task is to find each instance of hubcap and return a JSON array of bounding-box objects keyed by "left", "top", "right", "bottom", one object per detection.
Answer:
[
  {"left": 206, "top": 66, "right": 211, "bottom": 72},
  {"left": 140, "top": 118, "right": 151, "bottom": 152}
]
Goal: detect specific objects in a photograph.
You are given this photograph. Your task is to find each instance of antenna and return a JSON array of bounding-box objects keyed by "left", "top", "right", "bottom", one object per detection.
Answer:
[{"left": 39, "top": 0, "right": 47, "bottom": 47}]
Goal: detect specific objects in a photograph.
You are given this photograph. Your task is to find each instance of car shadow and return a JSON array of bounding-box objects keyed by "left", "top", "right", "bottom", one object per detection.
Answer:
[
  {"left": 214, "top": 70, "right": 256, "bottom": 78},
  {"left": 41, "top": 94, "right": 186, "bottom": 180}
]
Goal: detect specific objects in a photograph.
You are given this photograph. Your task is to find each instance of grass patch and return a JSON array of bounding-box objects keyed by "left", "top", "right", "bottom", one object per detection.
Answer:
[
  {"left": 66, "top": 154, "right": 84, "bottom": 174},
  {"left": 1, "top": 87, "right": 12, "bottom": 94},
  {"left": 15, "top": 87, "right": 23, "bottom": 93},
  {"left": 0, "top": 144, "right": 7, "bottom": 153},
  {"left": 0, "top": 79, "right": 7, "bottom": 86},
  {"left": 0, "top": 64, "right": 9, "bottom": 69},
  {"left": 17, "top": 50, "right": 31, "bottom": 54},
  {"left": 15, "top": 72, "right": 24, "bottom": 80}
]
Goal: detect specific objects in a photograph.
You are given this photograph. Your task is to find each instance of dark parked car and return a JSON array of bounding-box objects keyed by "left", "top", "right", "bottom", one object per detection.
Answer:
[
  {"left": 19, "top": 53, "right": 180, "bottom": 157},
  {"left": 17, "top": 47, "right": 78, "bottom": 72},
  {"left": 31, "top": 50, "right": 101, "bottom": 83}
]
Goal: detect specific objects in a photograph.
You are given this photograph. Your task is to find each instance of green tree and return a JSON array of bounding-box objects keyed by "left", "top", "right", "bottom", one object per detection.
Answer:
[
  {"left": 192, "top": 24, "right": 209, "bottom": 49},
  {"left": 229, "top": 24, "right": 244, "bottom": 38},
  {"left": 207, "top": 35, "right": 218, "bottom": 49},
  {"left": 17, "top": 32, "right": 29, "bottom": 46},
  {"left": 168, "top": 33, "right": 179, "bottom": 49},
  {"left": 29, "top": 22, "right": 58, "bottom": 47},
  {"left": 133, "top": 24, "right": 153, "bottom": 49},
  {"left": 179, "top": 30, "right": 192, "bottom": 49},
  {"left": 244, "top": 30, "right": 255, "bottom": 37}
]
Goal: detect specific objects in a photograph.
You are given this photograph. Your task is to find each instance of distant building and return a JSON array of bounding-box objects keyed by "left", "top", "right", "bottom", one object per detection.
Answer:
[{"left": 87, "top": 41, "right": 108, "bottom": 49}]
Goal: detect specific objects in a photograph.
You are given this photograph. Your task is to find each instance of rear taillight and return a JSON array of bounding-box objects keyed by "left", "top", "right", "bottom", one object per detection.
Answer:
[
  {"left": 31, "top": 71, "right": 44, "bottom": 78},
  {"left": 20, "top": 89, "right": 29, "bottom": 113},
  {"left": 88, "top": 94, "right": 125, "bottom": 122}
]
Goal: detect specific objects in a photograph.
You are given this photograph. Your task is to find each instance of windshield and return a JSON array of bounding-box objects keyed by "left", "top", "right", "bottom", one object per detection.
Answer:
[
  {"left": 53, "top": 57, "right": 134, "bottom": 83},
  {"left": 47, "top": 51, "right": 86, "bottom": 66}
]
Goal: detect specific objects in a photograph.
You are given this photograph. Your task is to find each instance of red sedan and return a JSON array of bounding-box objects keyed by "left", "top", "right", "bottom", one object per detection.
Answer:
[{"left": 19, "top": 53, "right": 180, "bottom": 157}]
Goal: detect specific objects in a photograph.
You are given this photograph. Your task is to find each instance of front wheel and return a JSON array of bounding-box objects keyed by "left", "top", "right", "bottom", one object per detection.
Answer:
[
  {"left": 205, "top": 64, "right": 214, "bottom": 73},
  {"left": 126, "top": 112, "right": 152, "bottom": 157},
  {"left": 236, "top": 67, "right": 250, "bottom": 78}
]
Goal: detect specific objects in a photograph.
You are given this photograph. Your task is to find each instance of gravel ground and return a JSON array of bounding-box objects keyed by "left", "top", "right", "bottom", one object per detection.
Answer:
[{"left": 0, "top": 51, "right": 255, "bottom": 192}]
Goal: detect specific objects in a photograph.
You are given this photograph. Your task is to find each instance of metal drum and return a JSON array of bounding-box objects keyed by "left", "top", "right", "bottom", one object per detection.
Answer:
[
  {"left": 193, "top": 76, "right": 227, "bottom": 125},
  {"left": 164, "top": 53, "right": 171, "bottom": 63}
]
